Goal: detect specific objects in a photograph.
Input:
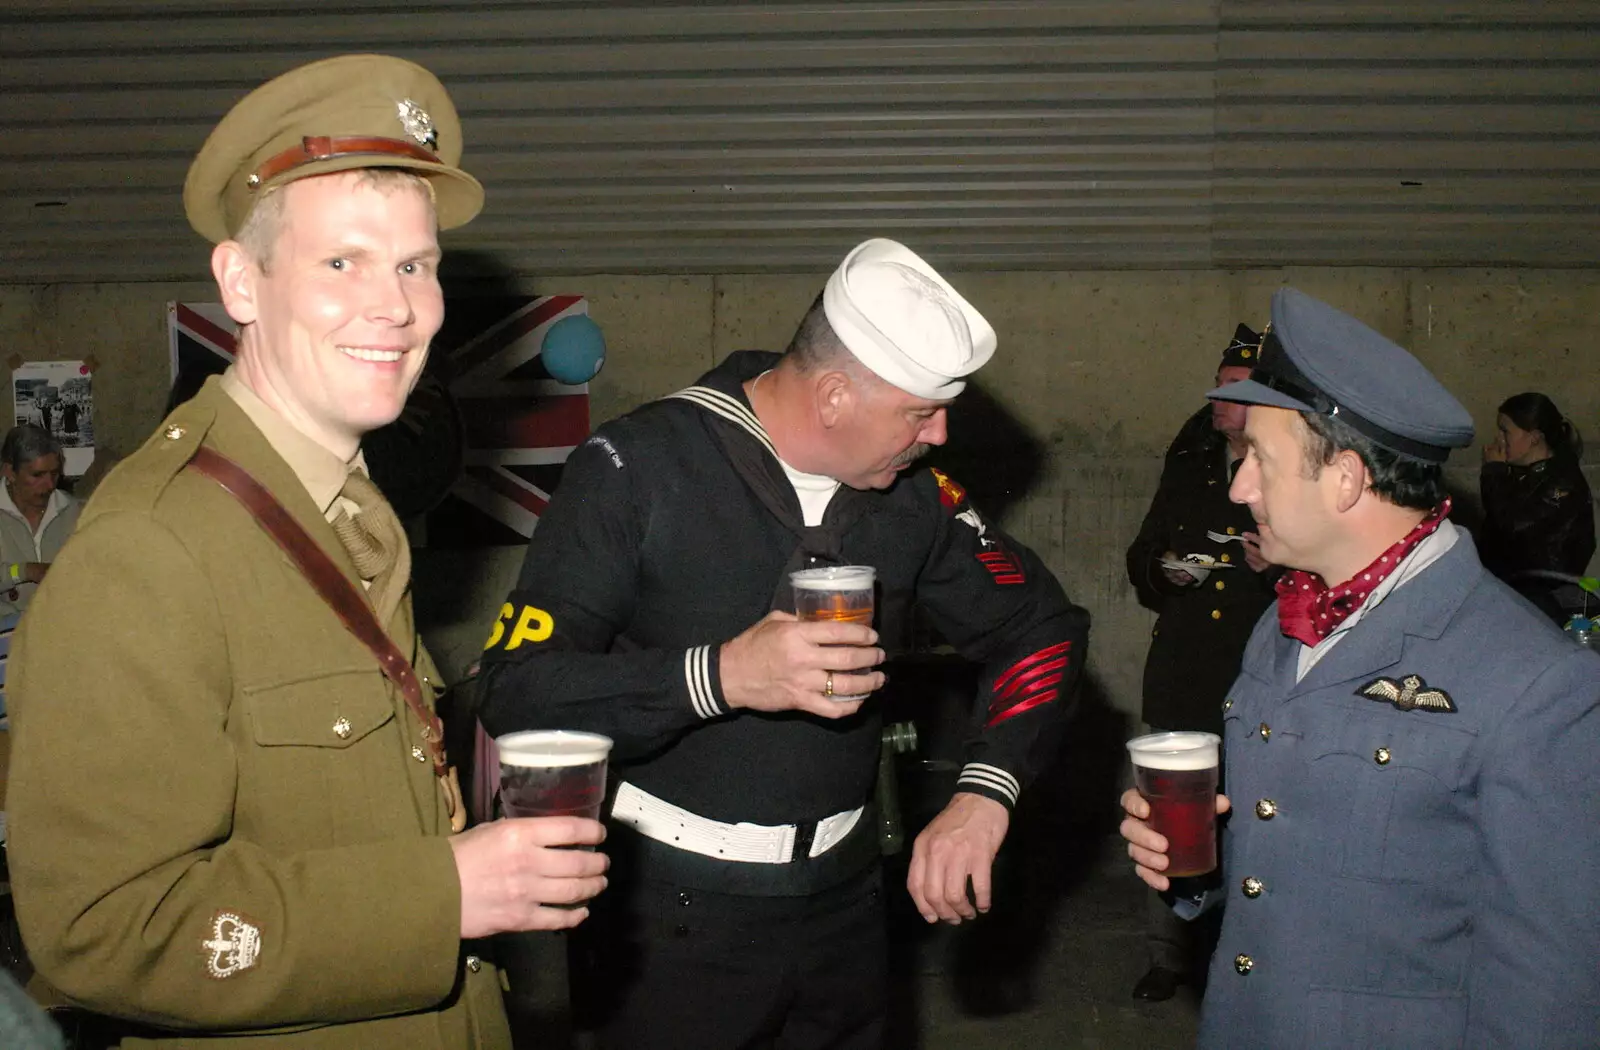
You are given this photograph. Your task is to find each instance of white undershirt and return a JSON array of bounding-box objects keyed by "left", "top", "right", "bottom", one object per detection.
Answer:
[
  {"left": 780, "top": 459, "right": 841, "bottom": 527},
  {"left": 1295, "top": 519, "right": 1461, "bottom": 681}
]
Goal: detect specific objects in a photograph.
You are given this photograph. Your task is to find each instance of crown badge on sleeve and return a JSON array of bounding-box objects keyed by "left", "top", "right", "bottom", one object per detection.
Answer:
[{"left": 203, "top": 911, "right": 263, "bottom": 979}]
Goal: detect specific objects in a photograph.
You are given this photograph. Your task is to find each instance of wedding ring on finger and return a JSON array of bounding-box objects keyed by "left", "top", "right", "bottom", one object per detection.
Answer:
[{"left": 824, "top": 672, "right": 835, "bottom": 698}]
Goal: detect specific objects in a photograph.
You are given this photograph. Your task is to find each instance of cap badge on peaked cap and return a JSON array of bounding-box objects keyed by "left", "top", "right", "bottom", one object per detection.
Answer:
[{"left": 397, "top": 99, "right": 438, "bottom": 150}]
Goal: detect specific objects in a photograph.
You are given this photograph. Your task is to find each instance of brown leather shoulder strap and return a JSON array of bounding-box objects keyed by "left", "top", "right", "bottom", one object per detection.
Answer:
[{"left": 185, "top": 445, "right": 447, "bottom": 778}]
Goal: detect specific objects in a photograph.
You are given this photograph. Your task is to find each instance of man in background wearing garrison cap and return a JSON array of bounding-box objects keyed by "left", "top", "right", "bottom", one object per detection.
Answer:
[
  {"left": 479, "top": 238, "right": 1090, "bottom": 1048},
  {"left": 7, "top": 55, "right": 607, "bottom": 1048},
  {"left": 1121, "top": 288, "right": 1600, "bottom": 1048}
]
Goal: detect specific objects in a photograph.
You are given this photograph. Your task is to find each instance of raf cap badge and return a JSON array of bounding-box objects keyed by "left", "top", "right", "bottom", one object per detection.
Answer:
[
  {"left": 397, "top": 98, "right": 438, "bottom": 150},
  {"left": 1358, "top": 674, "right": 1457, "bottom": 714}
]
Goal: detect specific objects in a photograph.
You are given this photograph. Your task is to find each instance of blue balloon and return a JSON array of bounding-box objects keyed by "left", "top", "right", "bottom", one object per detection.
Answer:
[{"left": 541, "top": 314, "right": 606, "bottom": 385}]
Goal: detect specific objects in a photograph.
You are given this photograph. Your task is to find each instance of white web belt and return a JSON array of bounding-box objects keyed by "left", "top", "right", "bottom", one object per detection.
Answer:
[{"left": 611, "top": 781, "right": 863, "bottom": 864}]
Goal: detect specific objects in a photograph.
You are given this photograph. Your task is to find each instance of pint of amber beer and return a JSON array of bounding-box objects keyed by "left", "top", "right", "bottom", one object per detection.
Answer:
[
  {"left": 496, "top": 730, "right": 613, "bottom": 821},
  {"left": 1126, "top": 731, "right": 1221, "bottom": 877},
  {"left": 791, "top": 566, "right": 876, "bottom": 701},
  {"left": 790, "top": 565, "right": 876, "bottom": 626}
]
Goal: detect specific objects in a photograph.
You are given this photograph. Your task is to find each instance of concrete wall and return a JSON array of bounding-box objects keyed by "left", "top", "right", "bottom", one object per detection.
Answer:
[{"left": 2, "top": 268, "right": 1595, "bottom": 719}]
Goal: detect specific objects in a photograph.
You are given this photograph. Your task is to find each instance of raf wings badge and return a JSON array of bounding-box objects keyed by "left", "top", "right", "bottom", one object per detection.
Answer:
[{"left": 1358, "top": 674, "right": 1457, "bottom": 714}]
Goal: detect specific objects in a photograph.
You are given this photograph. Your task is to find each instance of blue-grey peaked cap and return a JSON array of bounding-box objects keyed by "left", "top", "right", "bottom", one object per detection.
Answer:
[{"left": 1205, "top": 287, "right": 1474, "bottom": 463}]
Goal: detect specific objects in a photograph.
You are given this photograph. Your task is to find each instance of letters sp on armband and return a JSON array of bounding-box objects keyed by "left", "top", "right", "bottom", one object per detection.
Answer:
[{"left": 484, "top": 603, "right": 555, "bottom": 652}]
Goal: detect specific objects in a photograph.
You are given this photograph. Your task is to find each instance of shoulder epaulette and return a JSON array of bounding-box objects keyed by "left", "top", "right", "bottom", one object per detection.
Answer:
[{"left": 81, "top": 404, "right": 218, "bottom": 519}]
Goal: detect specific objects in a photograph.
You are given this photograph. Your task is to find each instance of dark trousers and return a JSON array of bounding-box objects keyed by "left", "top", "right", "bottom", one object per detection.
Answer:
[
  {"left": 572, "top": 866, "right": 887, "bottom": 1050},
  {"left": 1146, "top": 885, "right": 1222, "bottom": 979}
]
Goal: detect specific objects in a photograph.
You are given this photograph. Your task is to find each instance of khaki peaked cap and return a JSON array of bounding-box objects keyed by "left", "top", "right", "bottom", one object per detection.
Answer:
[{"left": 184, "top": 54, "right": 484, "bottom": 243}]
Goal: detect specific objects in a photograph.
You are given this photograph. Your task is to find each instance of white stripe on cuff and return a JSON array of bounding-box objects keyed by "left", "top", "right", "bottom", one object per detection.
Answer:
[
  {"left": 957, "top": 762, "right": 1020, "bottom": 806},
  {"left": 684, "top": 645, "right": 720, "bottom": 719}
]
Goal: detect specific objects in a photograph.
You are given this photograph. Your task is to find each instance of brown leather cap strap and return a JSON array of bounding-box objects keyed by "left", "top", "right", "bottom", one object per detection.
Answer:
[
  {"left": 249, "top": 135, "right": 438, "bottom": 189},
  {"left": 185, "top": 447, "right": 448, "bottom": 778}
]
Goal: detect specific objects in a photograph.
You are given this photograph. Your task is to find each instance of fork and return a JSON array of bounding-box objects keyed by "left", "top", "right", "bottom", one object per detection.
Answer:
[{"left": 1205, "top": 530, "right": 1247, "bottom": 544}]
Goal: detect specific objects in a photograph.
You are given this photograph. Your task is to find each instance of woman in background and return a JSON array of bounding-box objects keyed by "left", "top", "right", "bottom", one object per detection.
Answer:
[
  {"left": 0, "top": 426, "right": 82, "bottom": 620},
  {"left": 1480, "top": 392, "right": 1595, "bottom": 619}
]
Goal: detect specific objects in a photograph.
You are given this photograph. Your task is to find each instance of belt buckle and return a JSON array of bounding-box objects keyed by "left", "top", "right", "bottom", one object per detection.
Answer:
[{"left": 788, "top": 820, "right": 819, "bottom": 862}]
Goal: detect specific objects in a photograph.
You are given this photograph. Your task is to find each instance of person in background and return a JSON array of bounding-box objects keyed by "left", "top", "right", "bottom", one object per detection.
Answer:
[
  {"left": 1123, "top": 324, "right": 1279, "bottom": 1002},
  {"left": 1479, "top": 391, "right": 1595, "bottom": 619},
  {"left": 0, "top": 426, "right": 81, "bottom": 620}
]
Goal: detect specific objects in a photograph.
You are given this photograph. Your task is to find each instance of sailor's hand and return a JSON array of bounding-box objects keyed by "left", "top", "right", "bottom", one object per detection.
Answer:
[
  {"left": 719, "top": 611, "right": 884, "bottom": 718},
  {"left": 908, "top": 793, "right": 1009, "bottom": 924}
]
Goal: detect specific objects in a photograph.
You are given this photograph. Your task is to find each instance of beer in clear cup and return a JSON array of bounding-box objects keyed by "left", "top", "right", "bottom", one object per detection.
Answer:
[
  {"left": 1126, "top": 731, "right": 1221, "bottom": 877},
  {"left": 496, "top": 730, "right": 613, "bottom": 822},
  {"left": 790, "top": 565, "right": 876, "bottom": 626},
  {"left": 791, "top": 566, "right": 875, "bottom": 701}
]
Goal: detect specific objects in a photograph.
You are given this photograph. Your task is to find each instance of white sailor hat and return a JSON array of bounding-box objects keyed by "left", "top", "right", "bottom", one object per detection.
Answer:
[{"left": 822, "top": 238, "right": 996, "bottom": 400}]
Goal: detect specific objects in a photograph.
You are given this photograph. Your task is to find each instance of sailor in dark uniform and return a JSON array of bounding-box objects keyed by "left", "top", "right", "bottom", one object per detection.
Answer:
[
  {"left": 481, "top": 239, "right": 1089, "bottom": 1049},
  {"left": 1125, "top": 324, "right": 1280, "bottom": 1001},
  {"left": 1120, "top": 287, "right": 1600, "bottom": 1049}
]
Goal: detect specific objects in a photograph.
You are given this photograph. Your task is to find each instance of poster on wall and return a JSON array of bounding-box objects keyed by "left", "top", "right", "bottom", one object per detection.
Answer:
[
  {"left": 165, "top": 297, "right": 593, "bottom": 547},
  {"left": 12, "top": 360, "right": 94, "bottom": 476}
]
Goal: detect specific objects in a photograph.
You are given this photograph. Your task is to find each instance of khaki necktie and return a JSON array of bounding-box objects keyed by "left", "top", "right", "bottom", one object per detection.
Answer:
[
  {"left": 329, "top": 469, "right": 411, "bottom": 627},
  {"left": 328, "top": 469, "right": 464, "bottom": 829}
]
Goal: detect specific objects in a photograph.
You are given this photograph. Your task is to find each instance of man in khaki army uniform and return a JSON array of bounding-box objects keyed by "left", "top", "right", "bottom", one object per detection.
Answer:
[{"left": 6, "top": 55, "right": 607, "bottom": 1048}]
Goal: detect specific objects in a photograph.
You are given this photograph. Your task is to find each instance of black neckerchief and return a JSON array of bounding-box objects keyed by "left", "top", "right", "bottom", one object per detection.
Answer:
[{"left": 662, "top": 352, "right": 877, "bottom": 609}]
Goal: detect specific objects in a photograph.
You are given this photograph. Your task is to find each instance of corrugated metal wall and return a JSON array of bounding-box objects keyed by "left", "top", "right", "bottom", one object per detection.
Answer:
[{"left": 2, "top": 0, "right": 1596, "bottom": 282}]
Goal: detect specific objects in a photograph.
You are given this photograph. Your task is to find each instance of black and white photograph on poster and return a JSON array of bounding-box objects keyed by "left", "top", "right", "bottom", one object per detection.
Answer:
[{"left": 12, "top": 360, "right": 94, "bottom": 476}]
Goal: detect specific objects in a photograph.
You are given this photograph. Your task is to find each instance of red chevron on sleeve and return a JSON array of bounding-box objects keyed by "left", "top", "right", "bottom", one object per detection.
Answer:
[
  {"left": 986, "top": 639, "right": 1072, "bottom": 726},
  {"left": 976, "top": 549, "right": 1025, "bottom": 585}
]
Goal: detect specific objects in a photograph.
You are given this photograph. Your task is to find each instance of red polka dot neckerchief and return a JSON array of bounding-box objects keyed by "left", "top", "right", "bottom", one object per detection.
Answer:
[{"left": 1275, "top": 498, "right": 1452, "bottom": 648}]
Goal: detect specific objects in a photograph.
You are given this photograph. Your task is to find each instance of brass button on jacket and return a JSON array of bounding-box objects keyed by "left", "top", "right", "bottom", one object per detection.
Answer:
[
  {"left": 1375, "top": 747, "right": 1392, "bottom": 765},
  {"left": 465, "top": 955, "right": 482, "bottom": 973},
  {"left": 1242, "top": 876, "right": 1264, "bottom": 899},
  {"left": 1255, "top": 798, "right": 1277, "bottom": 820},
  {"left": 1258, "top": 722, "right": 1272, "bottom": 741},
  {"left": 1234, "top": 953, "right": 1254, "bottom": 975}
]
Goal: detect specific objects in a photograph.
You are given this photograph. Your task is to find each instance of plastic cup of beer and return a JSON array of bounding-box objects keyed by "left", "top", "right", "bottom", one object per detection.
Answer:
[
  {"left": 1126, "top": 731, "right": 1221, "bottom": 877},
  {"left": 791, "top": 565, "right": 875, "bottom": 626},
  {"left": 791, "top": 565, "right": 875, "bottom": 701},
  {"left": 496, "top": 730, "right": 613, "bottom": 823}
]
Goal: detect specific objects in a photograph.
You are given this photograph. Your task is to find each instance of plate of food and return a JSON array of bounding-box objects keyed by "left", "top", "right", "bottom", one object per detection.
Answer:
[{"left": 1160, "top": 553, "right": 1236, "bottom": 582}]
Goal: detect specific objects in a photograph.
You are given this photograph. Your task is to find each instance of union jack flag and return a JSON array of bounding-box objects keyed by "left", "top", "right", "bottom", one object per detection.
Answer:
[{"left": 166, "top": 296, "right": 591, "bottom": 547}]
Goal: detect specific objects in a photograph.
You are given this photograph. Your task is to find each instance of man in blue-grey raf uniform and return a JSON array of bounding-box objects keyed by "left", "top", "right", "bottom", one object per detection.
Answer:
[{"left": 1120, "top": 287, "right": 1600, "bottom": 1048}]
